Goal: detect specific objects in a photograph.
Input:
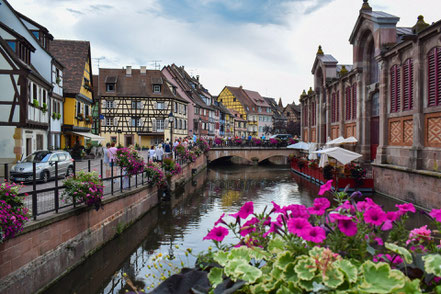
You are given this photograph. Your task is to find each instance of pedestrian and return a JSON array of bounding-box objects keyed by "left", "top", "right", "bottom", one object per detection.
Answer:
[
  {"left": 164, "top": 140, "right": 171, "bottom": 158},
  {"left": 104, "top": 142, "right": 111, "bottom": 178},
  {"left": 156, "top": 144, "right": 164, "bottom": 162},
  {"left": 149, "top": 145, "right": 156, "bottom": 162},
  {"left": 107, "top": 142, "right": 118, "bottom": 182}
]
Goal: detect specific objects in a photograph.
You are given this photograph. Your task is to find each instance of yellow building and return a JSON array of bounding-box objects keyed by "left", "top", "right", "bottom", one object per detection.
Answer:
[
  {"left": 98, "top": 67, "right": 188, "bottom": 148},
  {"left": 50, "top": 40, "right": 95, "bottom": 148}
]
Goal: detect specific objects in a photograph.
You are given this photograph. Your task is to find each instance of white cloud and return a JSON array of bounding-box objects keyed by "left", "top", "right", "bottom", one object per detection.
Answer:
[{"left": 8, "top": 0, "right": 441, "bottom": 106}]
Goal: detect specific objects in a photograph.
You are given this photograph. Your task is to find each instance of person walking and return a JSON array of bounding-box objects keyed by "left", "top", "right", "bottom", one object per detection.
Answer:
[
  {"left": 107, "top": 142, "right": 118, "bottom": 183},
  {"left": 156, "top": 144, "right": 164, "bottom": 162},
  {"left": 104, "top": 142, "right": 111, "bottom": 178},
  {"left": 164, "top": 140, "right": 171, "bottom": 159},
  {"left": 149, "top": 145, "right": 156, "bottom": 162}
]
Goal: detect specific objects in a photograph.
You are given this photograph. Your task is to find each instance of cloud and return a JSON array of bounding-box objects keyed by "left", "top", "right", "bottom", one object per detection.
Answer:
[{"left": 66, "top": 8, "right": 84, "bottom": 15}]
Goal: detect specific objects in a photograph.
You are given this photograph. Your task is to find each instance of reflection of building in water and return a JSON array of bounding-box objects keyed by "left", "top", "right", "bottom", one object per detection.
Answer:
[{"left": 221, "top": 190, "right": 241, "bottom": 207}]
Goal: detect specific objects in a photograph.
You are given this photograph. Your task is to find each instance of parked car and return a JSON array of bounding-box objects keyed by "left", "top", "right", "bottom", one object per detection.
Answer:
[
  {"left": 10, "top": 150, "right": 74, "bottom": 183},
  {"left": 269, "top": 134, "right": 293, "bottom": 141}
]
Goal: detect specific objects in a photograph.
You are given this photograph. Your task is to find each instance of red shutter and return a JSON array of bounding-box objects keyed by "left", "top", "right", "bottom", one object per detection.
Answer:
[
  {"left": 438, "top": 47, "right": 441, "bottom": 105},
  {"left": 403, "top": 59, "right": 413, "bottom": 110},
  {"left": 428, "top": 48, "right": 437, "bottom": 107},
  {"left": 331, "top": 93, "right": 336, "bottom": 123},
  {"left": 345, "top": 87, "right": 351, "bottom": 120},
  {"left": 390, "top": 65, "right": 400, "bottom": 112},
  {"left": 352, "top": 83, "right": 357, "bottom": 119},
  {"left": 336, "top": 91, "right": 340, "bottom": 121},
  {"left": 396, "top": 67, "right": 401, "bottom": 111}
]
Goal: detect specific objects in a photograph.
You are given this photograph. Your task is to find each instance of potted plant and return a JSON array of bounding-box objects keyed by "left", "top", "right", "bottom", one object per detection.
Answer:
[
  {"left": 115, "top": 147, "right": 145, "bottom": 176},
  {"left": 87, "top": 115, "right": 93, "bottom": 124},
  {"left": 162, "top": 158, "right": 182, "bottom": 178},
  {"left": 41, "top": 103, "right": 48, "bottom": 113},
  {"left": 62, "top": 171, "right": 104, "bottom": 211},
  {"left": 52, "top": 112, "right": 57, "bottom": 120},
  {"left": 76, "top": 113, "right": 84, "bottom": 121},
  {"left": 32, "top": 99, "right": 39, "bottom": 108},
  {"left": 56, "top": 76, "right": 61, "bottom": 85},
  {"left": 57, "top": 113, "right": 61, "bottom": 120},
  {"left": 145, "top": 162, "right": 166, "bottom": 187},
  {"left": 0, "top": 182, "right": 29, "bottom": 243}
]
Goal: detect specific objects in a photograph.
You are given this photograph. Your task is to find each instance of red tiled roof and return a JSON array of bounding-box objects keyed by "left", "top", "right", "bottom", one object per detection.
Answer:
[{"left": 50, "top": 40, "right": 91, "bottom": 95}]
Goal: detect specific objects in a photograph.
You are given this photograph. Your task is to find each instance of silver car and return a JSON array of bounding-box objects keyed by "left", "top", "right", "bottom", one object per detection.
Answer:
[{"left": 10, "top": 151, "right": 74, "bottom": 183}]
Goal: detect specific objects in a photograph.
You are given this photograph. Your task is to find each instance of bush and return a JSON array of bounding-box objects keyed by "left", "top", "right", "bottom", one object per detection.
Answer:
[
  {"left": 62, "top": 171, "right": 103, "bottom": 211},
  {"left": 145, "top": 163, "right": 166, "bottom": 187},
  {"left": 0, "top": 182, "right": 28, "bottom": 242},
  {"left": 196, "top": 138, "right": 210, "bottom": 153},
  {"left": 199, "top": 183, "right": 441, "bottom": 293},
  {"left": 268, "top": 138, "right": 279, "bottom": 145}
]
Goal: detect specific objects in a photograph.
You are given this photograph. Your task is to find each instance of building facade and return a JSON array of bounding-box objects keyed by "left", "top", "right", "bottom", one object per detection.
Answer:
[
  {"left": 300, "top": 0, "right": 441, "bottom": 207},
  {"left": 98, "top": 67, "right": 188, "bottom": 147}
]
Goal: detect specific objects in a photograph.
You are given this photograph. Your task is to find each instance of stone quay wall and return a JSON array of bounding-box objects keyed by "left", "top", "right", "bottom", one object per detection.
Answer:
[
  {"left": 0, "top": 155, "right": 207, "bottom": 294},
  {"left": 372, "top": 163, "right": 441, "bottom": 209}
]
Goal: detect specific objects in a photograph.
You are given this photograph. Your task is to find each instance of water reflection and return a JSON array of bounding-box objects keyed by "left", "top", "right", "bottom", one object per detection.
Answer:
[{"left": 43, "top": 165, "right": 428, "bottom": 294}]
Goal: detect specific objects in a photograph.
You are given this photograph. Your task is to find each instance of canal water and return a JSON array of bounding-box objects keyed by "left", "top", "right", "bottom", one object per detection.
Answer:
[{"left": 42, "top": 164, "right": 429, "bottom": 294}]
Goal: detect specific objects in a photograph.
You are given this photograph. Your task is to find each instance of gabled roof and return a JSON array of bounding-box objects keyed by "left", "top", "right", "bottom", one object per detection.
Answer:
[
  {"left": 98, "top": 68, "right": 187, "bottom": 103},
  {"left": 225, "top": 86, "right": 255, "bottom": 113},
  {"left": 243, "top": 89, "right": 270, "bottom": 108},
  {"left": 349, "top": 10, "right": 399, "bottom": 44},
  {"left": 311, "top": 54, "right": 338, "bottom": 74},
  {"left": 50, "top": 40, "right": 91, "bottom": 95},
  {"left": 14, "top": 10, "right": 53, "bottom": 39}
]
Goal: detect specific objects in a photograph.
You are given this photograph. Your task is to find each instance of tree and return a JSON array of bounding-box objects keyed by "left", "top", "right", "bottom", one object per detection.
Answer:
[{"left": 286, "top": 121, "right": 300, "bottom": 137}]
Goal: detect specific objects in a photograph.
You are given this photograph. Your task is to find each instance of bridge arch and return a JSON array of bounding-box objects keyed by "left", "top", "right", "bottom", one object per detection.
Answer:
[{"left": 207, "top": 148, "right": 298, "bottom": 164}]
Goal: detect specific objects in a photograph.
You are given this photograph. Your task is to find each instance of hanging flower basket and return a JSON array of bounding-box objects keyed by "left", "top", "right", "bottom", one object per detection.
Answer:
[
  {"left": 62, "top": 171, "right": 104, "bottom": 211},
  {"left": 0, "top": 182, "right": 28, "bottom": 243}
]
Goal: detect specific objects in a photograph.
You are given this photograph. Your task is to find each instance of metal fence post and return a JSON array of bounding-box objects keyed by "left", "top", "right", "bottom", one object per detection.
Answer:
[
  {"left": 4, "top": 164, "right": 8, "bottom": 182},
  {"left": 32, "top": 162, "right": 37, "bottom": 220},
  {"left": 111, "top": 159, "right": 114, "bottom": 195},
  {"left": 73, "top": 160, "right": 76, "bottom": 177},
  {"left": 120, "top": 166, "right": 123, "bottom": 193},
  {"left": 54, "top": 161, "right": 59, "bottom": 213},
  {"left": 100, "top": 159, "right": 103, "bottom": 179},
  {"left": 88, "top": 159, "right": 91, "bottom": 172}
]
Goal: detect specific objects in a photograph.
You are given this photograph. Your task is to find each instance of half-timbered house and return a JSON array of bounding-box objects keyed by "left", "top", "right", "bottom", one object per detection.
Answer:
[
  {"left": 50, "top": 40, "right": 95, "bottom": 149},
  {"left": 97, "top": 66, "right": 188, "bottom": 147},
  {"left": 0, "top": 0, "right": 57, "bottom": 164}
]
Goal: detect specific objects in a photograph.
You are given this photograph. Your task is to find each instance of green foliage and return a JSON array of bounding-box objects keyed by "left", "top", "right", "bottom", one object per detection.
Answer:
[
  {"left": 385, "top": 242, "right": 413, "bottom": 264},
  {"left": 358, "top": 261, "right": 405, "bottom": 293},
  {"left": 423, "top": 254, "right": 441, "bottom": 276}
]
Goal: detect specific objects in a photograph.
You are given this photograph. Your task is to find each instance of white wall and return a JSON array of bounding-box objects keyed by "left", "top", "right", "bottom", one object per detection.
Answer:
[{"left": 0, "top": 126, "right": 16, "bottom": 162}]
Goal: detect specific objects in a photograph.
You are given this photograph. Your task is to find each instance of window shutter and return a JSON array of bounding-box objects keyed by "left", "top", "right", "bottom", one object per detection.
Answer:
[
  {"left": 113, "top": 117, "right": 118, "bottom": 126},
  {"left": 336, "top": 91, "right": 340, "bottom": 121},
  {"left": 152, "top": 118, "right": 157, "bottom": 132},
  {"left": 437, "top": 47, "right": 441, "bottom": 105},
  {"left": 403, "top": 59, "right": 413, "bottom": 110},
  {"left": 390, "top": 65, "right": 400, "bottom": 112},
  {"left": 101, "top": 99, "right": 106, "bottom": 109},
  {"left": 103, "top": 117, "right": 107, "bottom": 126},
  {"left": 165, "top": 119, "right": 169, "bottom": 129},
  {"left": 331, "top": 93, "right": 336, "bottom": 123},
  {"left": 345, "top": 87, "right": 351, "bottom": 120},
  {"left": 352, "top": 83, "right": 357, "bottom": 119},
  {"left": 428, "top": 48, "right": 437, "bottom": 107}
]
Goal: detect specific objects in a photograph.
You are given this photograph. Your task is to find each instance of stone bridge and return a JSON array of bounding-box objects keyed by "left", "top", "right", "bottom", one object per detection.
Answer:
[{"left": 207, "top": 147, "right": 297, "bottom": 163}]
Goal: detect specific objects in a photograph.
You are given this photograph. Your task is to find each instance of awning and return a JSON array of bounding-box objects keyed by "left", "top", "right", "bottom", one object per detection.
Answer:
[
  {"left": 326, "top": 136, "right": 345, "bottom": 145},
  {"left": 313, "top": 147, "right": 362, "bottom": 165},
  {"left": 71, "top": 131, "right": 105, "bottom": 141},
  {"left": 287, "top": 141, "right": 310, "bottom": 150}
]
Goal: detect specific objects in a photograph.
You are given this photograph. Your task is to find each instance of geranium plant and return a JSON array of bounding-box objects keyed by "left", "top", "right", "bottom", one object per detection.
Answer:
[
  {"left": 0, "top": 182, "right": 28, "bottom": 243},
  {"left": 62, "top": 171, "right": 104, "bottom": 211},
  {"left": 145, "top": 162, "right": 166, "bottom": 187},
  {"left": 268, "top": 138, "right": 279, "bottom": 145},
  {"left": 196, "top": 138, "right": 210, "bottom": 153},
  {"left": 162, "top": 158, "right": 182, "bottom": 177},
  {"left": 214, "top": 137, "right": 223, "bottom": 145},
  {"left": 198, "top": 181, "right": 441, "bottom": 293},
  {"left": 115, "top": 148, "right": 145, "bottom": 176}
]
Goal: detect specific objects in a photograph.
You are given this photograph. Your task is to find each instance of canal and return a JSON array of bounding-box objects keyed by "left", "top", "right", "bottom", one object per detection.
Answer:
[{"left": 42, "top": 164, "right": 429, "bottom": 294}]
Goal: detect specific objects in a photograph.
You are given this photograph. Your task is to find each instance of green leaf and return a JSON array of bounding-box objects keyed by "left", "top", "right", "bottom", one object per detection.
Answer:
[
  {"left": 392, "top": 278, "right": 422, "bottom": 294},
  {"left": 208, "top": 267, "right": 223, "bottom": 288},
  {"left": 323, "top": 266, "right": 345, "bottom": 289},
  {"left": 249, "top": 247, "right": 272, "bottom": 260},
  {"left": 283, "top": 263, "right": 299, "bottom": 284},
  {"left": 249, "top": 284, "right": 266, "bottom": 294},
  {"left": 214, "top": 251, "right": 229, "bottom": 267},
  {"left": 335, "top": 259, "right": 358, "bottom": 284},
  {"left": 268, "top": 237, "right": 286, "bottom": 254},
  {"left": 385, "top": 243, "right": 413, "bottom": 264},
  {"left": 358, "top": 261, "right": 406, "bottom": 293},
  {"left": 234, "top": 263, "right": 262, "bottom": 284},
  {"left": 262, "top": 278, "right": 284, "bottom": 292},
  {"left": 229, "top": 247, "right": 252, "bottom": 262},
  {"left": 423, "top": 254, "right": 441, "bottom": 276},
  {"left": 224, "top": 260, "right": 244, "bottom": 281},
  {"left": 309, "top": 246, "right": 325, "bottom": 257},
  {"left": 298, "top": 276, "right": 322, "bottom": 291},
  {"left": 294, "top": 257, "right": 316, "bottom": 280},
  {"left": 275, "top": 251, "right": 294, "bottom": 271}
]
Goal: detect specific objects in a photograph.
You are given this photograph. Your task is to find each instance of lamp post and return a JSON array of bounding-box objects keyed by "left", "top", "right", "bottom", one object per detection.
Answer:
[
  {"left": 198, "top": 117, "right": 202, "bottom": 139},
  {"left": 117, "top": 129, "right": 122, "bottom": 147},
  {"left": 168, "top": 112, "right": 174, "bottom": 144}
]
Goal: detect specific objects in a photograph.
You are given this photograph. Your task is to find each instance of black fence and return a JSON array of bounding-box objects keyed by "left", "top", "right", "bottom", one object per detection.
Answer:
[{"left": 2, "top": 158, "right": 163, "bottom": 221}]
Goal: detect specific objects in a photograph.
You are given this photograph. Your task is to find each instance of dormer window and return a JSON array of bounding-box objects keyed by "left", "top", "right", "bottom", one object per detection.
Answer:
[
  {"left": 31, "top": 30, "right": 40, "bottom": 40},
  {"left": 153, "top": 85, "right": 161, "bottom": 93},
  {"left": 106, "top": 83, "right": 115, "bottom": 92},
  {"left": 7, "top": 41, "right": 16, "bottom": 52}
]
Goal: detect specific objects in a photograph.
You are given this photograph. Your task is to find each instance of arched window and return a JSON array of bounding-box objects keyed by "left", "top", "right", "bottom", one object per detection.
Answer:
[
  {"left": 336, "top": 91, "right": 340, "bottom": 121},
  {"left": 390, "top": 64, "right": 401, "bottom": 112},
  {"left": 331, "top": 92, "right": 336, "bottom": 123},
  {"left": 402, "top": 59, "right": 414, "bottom": 110},
  {"left": 428, "top": 47, "right": 441, "bottom": 107}
]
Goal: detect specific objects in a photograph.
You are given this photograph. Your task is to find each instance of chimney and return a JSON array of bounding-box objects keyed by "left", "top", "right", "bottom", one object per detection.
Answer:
[
  {"left": 140, "top": 66, "right": 147, "bottom": 75},
  {"left": 126, "top": 66, "right": 132, "bottom": 77},
  {"left": 196, "top": 75, "right": 200, "bottom": 82}
]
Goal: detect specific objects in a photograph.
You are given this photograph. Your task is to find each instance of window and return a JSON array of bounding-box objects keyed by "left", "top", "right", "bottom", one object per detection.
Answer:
[
  {"left": 156, "top": 119, "right": 164, "bottom": 131},
  {"left": 106, "top": 100, "right": 114, "bottom": 108},
  {"left": 85, "top": 105, "right": 90, "bottom": 117},
  {"left": 345, "top": 86, "right": 351, "bottom": 120},
  {"left": 105, "top": 117, "right": 113, "bottom": 126},
  {"left": 131, "top": 101, "right": 142, "bottom": 109},
  {"left": 111, "top": 136, "right": 117, "bottom": 143},
  {"left": 131, "top": 117, "right": 140, "bottom": 126},
  {"left": 184, "top": 105, "right": 187, "bottom": 115},
  {"left": 33, "top": 84, "right": 37, "bottom": 101},
  {"left": 153, "top": 85, "right": 161, "bottom": 93},
  {"left": 106, "top": 83, "right": 115, "bottom": 92},
  {"left": 310, "top": 102, "right": 316, "bottom": 126},
  {"left": 331, "top": 92, "right": 336, "bottom": 123},
  {"left": 428, "top": 47, "right": 441, "bottom": 107},
  {"left": 336, "top": 91, "right": 340, "bottom": 121},
  {"left": 157, "top": 102, "right": 165, "bottom": 109},
  {"left": 403, "top": 59, "right": 414, "bottom": 110},
  {"left": 77, "top": 101, "right": 82, "bottom": 116},
  {"left": 42, "top": 90, "right": 46, "bottom": 105},
  {"left": 258, "top": 107, "right": 262, "bottom": 112},
  {"left": 174, "top": 102, "right": 178, "bottom": 113},
  {"left": 7, "top": 41, "right": 16, "bottom": 52},
  {"left": 390, "top": 65, "right": 401, "bottom": 112},
  {"left": 233, "top": 98, "right": 236, "bottom": 102},
  {"left": 32, "top": 31, "right": 40, "bottom": 40}
]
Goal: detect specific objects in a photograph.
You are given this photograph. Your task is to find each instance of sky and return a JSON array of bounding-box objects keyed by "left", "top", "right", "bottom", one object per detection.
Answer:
[{"left": 9, "top": 0, "right": 441, "bottom": 106}]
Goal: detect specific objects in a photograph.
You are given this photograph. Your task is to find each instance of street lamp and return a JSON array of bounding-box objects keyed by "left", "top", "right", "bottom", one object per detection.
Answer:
[
  {"left": 198, "top": 117, "right": 202, "bottom": 139},
  {"left": 168, "top": 112, "right": 174, "bottom": 144},
  {"left": 117, "top": 129, "right": 122, "bottom": 147}
]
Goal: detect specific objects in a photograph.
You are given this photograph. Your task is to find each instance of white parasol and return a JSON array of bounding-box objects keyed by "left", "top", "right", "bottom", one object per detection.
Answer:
[{"left": 313, "top": 147, "right": 362, "bottom": 165}]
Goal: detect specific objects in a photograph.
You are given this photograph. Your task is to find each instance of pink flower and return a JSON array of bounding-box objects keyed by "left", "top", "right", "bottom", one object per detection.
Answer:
[
  {"left": 338, "top": 218, "right": 358, "bottom": 236},
  {"left": 308, "top": 206, "right": 326, "bottom": 216},
  {"left": 364, "top": 206, "right": 386, "bottom": 226},
  {"left": 356, "top": 201, "right": 369, "bottom": 212},
  {"left": 407, "top": 225, "right": 431, "bottom": 245},
  {"left": 381, "top": 220, "right": 394, "bottom": 231},
  {"left": 214, "top": 213, "right": 226, "bottom": 226},
  {"left": 396, "top": 203, "right": 416, "bottom": 215},
  {"left": 284, "top": 204, "right": 309, "bottom": 218},
  {"left": 271, "top": 201, "right": 282, "bottom": 213},
  {"left": 239, "top": 218, "right": 259, "bottom": 237},
  {"left": 313, "top": 198, "right": 331, "bottom": 210},
  {"left": 429, "top": 209, "right": 441, "bottom": 222},
  {"left": 318, "top": 180, "right": 333, "bottom": 196},
  {"left": 300, "top": 226, "right": 326, "bottom": 243},
  {"left": 263, "top": 222, "right": 280, "bottom": 238},
  {"left": 374, "top": 237, "right": 384, "bottom": 246},
  {"left": 203, "top": 226, "right": 229, "bottom": 242},
  {"left": 230, "top": 201, "right": 254, "bottom": 219},
  {"left": 287, "top": 217, "right": 312, "bottom": 235}
]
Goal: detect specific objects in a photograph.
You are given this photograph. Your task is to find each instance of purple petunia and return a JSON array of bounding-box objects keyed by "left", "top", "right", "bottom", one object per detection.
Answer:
[
  {"left": 203, "top": 226, "right": 229, "bottom": 242},
  {"left": 230, "top": 201, "right": 254, "bottom": 219}
]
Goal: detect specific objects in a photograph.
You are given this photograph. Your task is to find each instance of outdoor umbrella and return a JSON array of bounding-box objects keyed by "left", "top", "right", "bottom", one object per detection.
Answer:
[
  {"left": 287, "top": 141, "right": 310, "bottom": 150},
  {"left": 342, "top": 136, "right": 358, "bottom": 144},
  {"left": 308, "top": 143, "right": 318, "bottom": 160},
  {"left": 313, "top": 147, "right": 362, "bottom": 165},
  {"left": 325, "top": 136, "right": 345, "bottom": 145},
  {"left": 319, "top": 153, "right": 329, "bottom": 168}
]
